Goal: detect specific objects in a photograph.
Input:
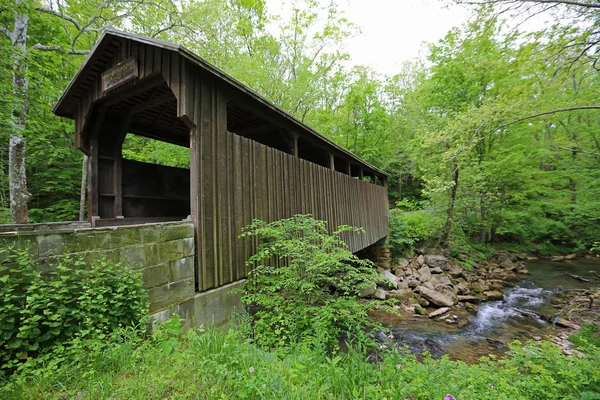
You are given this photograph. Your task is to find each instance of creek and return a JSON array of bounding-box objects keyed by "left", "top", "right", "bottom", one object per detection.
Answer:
[{"left": 374, "top": 259, "right": 600, "bottom": 363}]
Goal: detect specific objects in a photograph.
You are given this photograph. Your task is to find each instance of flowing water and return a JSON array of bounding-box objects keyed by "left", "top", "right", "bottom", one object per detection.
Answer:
[{"left": 375, "top": 259, "right": 600, "bottom": 363}]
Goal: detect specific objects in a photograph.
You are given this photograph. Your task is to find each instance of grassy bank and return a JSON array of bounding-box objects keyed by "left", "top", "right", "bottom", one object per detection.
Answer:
[{"left": 1, "top": 322, "right": 599, "bottom": 400}]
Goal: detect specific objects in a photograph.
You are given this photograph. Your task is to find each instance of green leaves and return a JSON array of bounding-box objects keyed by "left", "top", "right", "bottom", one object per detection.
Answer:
[
  {"left": 392, "top": 7, "right": 600, "bottom": 253},
  {"left": 239, "top": 215, "right": 379, "bottom": 352},
  {"left": 0, "top": 245, "right": 148, "bottom": 374}
]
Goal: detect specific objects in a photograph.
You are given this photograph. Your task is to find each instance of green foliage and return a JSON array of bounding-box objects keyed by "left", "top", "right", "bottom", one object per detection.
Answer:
[
  {"left": 2, "top": 0, "right": 599, "bottom": 256},
  {"left": 570, "top": 324, "right": 600, "bottom": 349},
  {"left": 0, "top": 245, "right": 148, "bottom": 374},
  {"left": 395, "top": 9, "right": 600, "bottom": 253},
  {"left": 122, "top": 134, "right": 190, "bottom": 169},
  {"left": 239, "top": 215, "right": 379, "bottom": 351},
  {"left": 2, "top": 327, "right": 600, "bottom": 399},
  {"left": 152, "top": 313, "right": 187, "bottom": 355},
  {"left": 388, "top": 209, "right": 443, "bottom": 257},
  {"left": 448, "top": 235, "right": 494, "bottom": 269},
  {"left": 394, "top": 199, "right": 420, "bottom": 211}
]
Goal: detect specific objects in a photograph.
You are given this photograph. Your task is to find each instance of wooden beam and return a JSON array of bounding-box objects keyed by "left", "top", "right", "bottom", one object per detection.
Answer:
[
  {"left": 129, "top": 119, "right": 189, "bottom": 147},
  {"left": 235, "top": 123, "right": 276, "bottom": 136},
  {"left": 126, "top": 92, "right": 176, "bottom": 115},
  {"left": 97, "top": 74, "right": 165, "bottom": 109},
  {"left": 292, "top": 133, "right": 298, "bottom": 157},
  {"left": 329, "top": 153, "right": 335, "bottom": 170}
]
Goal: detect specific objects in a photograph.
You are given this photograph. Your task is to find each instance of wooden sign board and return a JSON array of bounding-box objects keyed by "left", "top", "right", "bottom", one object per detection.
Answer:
[{"left": 102, "top": 58, "right": 138, "bottom": 93}]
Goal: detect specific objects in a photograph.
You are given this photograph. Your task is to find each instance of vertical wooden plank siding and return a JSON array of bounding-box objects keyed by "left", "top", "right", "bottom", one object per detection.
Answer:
[
  {"left": 73, "top": 40, "right": 388, "bottom": 293},
  {"left": 191, "top": 109, "right": 388, "bottom": 290}
]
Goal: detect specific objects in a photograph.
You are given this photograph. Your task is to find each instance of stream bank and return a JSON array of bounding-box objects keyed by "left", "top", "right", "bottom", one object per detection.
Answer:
[{"left": 366, "top": 253, "right": 600, "bottom": 363}]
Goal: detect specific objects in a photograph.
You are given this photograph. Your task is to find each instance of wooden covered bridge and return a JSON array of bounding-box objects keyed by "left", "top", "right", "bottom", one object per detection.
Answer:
[{"left": 54, "top": 29, "right": 389, "bottom": 293}]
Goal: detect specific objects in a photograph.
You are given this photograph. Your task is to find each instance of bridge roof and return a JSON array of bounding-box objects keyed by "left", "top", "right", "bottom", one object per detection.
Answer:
[{"left": 54, "top": 29, "right": 389, "bottom": 177}]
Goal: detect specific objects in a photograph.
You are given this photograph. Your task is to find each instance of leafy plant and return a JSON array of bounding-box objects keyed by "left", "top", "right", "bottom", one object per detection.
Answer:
[
  {"left": 239, "top": 214, "right": 379, "bottom": 352},
  {"left": 152, "top": 313, "right": 186, "bottom": 355},
  {"left": 0, "top": 244, "right": 148, "bottom": 374},
  {"left": 570, "top": 323, "right": 600, "bottom": 349},
  {"left": 388, "top": 209, "right": 443, "bottom": 257}
]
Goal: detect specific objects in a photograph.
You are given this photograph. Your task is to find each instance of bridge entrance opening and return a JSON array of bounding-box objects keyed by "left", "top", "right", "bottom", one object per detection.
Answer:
[{"left": 86, "top": 76, "right": 191, "bottom": 227}]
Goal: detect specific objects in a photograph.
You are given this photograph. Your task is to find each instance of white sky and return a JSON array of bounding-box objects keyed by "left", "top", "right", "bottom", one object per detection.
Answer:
[
  {"left": 265, "top": 0, "right": 553, "bottom": 76},
  {"left": 266, "top": 0, "right": 472, "bottom": 75},
  {"left": 342, "top": 0, "right": 471, "bottom": 75}
]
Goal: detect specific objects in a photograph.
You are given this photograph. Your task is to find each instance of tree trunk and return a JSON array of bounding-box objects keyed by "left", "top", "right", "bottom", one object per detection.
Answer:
[
  {"left": 9, "top": 0, "right": 30, "bottom": 224},
  {"left": 569, "top": 149, "right": 577, "bottom": 205},
  {"left": 441, "top": 162, "right": 459, "bottom": 247},
  {"left": 79, "top": 154, "right": 88, "bottom": 221}
]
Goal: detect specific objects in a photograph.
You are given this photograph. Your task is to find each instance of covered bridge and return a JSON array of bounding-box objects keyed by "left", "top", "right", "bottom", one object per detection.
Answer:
[{"left": 54, "top": 29, "right": 389, "bottom": 293}]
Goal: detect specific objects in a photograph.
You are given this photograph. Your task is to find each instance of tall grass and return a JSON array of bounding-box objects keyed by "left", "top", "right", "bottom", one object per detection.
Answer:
[{"left": 2, "top": 322, "right": 599, "bottom": 400}]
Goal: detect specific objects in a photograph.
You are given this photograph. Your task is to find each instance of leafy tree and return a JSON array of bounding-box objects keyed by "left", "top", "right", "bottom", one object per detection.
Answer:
[
  {"left": 0, "top": 0, "right": 190, "bottom": 223},
  {"left": 397, "top": 8, "right": 600, "bottom": 253},
  {"left": 449, "top": 0, "right": 600, "bottom": 69}
]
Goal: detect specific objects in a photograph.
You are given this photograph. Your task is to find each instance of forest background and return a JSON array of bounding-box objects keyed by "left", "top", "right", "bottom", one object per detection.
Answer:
[{"left": 1, "top": 0, "right": 599, "bottom": 256}]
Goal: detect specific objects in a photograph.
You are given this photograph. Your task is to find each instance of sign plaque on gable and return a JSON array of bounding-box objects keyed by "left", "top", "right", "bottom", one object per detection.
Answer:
[{"left": 101, "top": 58, "right": 138, "bottom": 93}]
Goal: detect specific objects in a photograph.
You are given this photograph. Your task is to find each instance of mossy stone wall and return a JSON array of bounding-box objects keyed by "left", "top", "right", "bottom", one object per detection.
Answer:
[{"left": 0, "top": 221, "right": 195, "bottom": 314}]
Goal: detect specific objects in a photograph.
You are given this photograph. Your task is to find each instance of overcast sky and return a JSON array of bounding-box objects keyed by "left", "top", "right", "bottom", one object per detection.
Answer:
[
  {"left": 342, "top": 0, "right": 471, "bottom": 74},
  {"left": 266, "top": 0, "right": 473, "bottom": 75}
]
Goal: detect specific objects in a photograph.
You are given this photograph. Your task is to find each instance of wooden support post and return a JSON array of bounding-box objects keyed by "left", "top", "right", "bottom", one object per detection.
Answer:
[
  {"left": 346, "top": 160, "right": 351, "bottom": 175},
  {"left": 329, "top": 153, "right": 335, "bottom": 170},
  {"left": 85, "top": 107, "right": 109, "bottom": 225},
  {"left": 190, "top": 77, "right": 228, "bottom": 292},
  {"left": 88, "top": 136, "right": 99, "bottom": 225},
  {"left": 113, "top": 115, "right": 132, "bottom": 219},
  {"left": 290, "top": 132, "right": 299, "bottom": 157},
  {"left": 359, "top": 167, "right": 364, "bottom": 180},
  {"left": 382, "top": 176, "right": 388, "bottom": 188}
]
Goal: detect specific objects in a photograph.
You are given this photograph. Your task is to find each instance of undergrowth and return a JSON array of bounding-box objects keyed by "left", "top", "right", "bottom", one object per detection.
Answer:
[
  {"left": 570, "top": 323, "right": 600, "bottom": 349},
  {"left": 239, "top": 215, "right": 380, "bottom": 352},
  {"left": 0, "top": 245, "right": 148, "bottom": 375},
  {"left": 1, "top": 319, "right": 599, "bottom": 400}
]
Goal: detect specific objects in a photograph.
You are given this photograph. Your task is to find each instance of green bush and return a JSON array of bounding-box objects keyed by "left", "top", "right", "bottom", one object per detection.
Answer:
[
  {"left": 388, "top": 209, "right": 442, "bottom": 257},
  {"left": 0, "top": 245, "right": 148, "bottom": 374},
  {"left": 239, "top": 215, "right": 379, "bottom": 352}
]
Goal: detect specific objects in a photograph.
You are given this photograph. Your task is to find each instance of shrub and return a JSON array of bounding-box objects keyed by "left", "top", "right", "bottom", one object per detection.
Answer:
[
  {"left": 388, "top": 209, "right": 442, "bottom": 257},
  {"left": 570, "top": 323, "right": 600, "bottom": 349},
  {"left": 0, "top": 245, "right": 148, "bottom": 374},
  {"left": 239, "top": 215, "right": 379, "bottom": 352}
]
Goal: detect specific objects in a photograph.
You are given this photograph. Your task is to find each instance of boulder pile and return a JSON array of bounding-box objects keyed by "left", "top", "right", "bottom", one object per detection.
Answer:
[{"left": 364, "top": 252, "right": 529, "bottom": 316}]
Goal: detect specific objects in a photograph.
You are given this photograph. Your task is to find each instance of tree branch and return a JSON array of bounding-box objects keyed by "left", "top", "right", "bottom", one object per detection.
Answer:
[
  {"left": 552, "top": 145, "right": 600, "bottom": 157},
  {"left": 69, "top": 49, "right": 90, "bottom": 55},
  {"left": 35, "top": 6, "right": 83, "bottom": 31},
  {"left": 502, "top": 106, "right": 600, "bottom": 128},
  {"left": 0, "top": 25, "right": 11, "bottom": 41},
  {"left": 458, "top": 0, "right": 600, "bottom": 9},
  {"left": 32, "top": 43, "right": 89, "bottom": 55},
  {"left": 32, "top": 44, "right": 64, "bottom": 52}
]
